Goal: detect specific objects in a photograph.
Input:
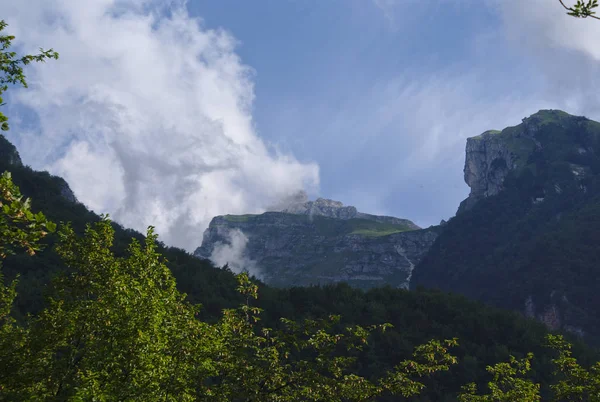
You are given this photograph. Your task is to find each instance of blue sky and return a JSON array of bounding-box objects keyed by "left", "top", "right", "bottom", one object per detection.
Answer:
[
  {"left": 2, "top": 0, "right": 600, "bottom": 250},
  {"left": 189, "top": 0, "right": 596, "bottom": 222}
]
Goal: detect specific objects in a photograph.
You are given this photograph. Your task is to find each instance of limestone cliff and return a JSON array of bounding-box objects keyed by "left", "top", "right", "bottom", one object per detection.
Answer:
[
  {"left": 457, "top": 109, "right": 589, "bottom": 213},
  {"left": 458, "top": 130, "right": 516, "bottom": 212},
  {"left": 195, "top": 201, "right": 438, "bottom": 289}
]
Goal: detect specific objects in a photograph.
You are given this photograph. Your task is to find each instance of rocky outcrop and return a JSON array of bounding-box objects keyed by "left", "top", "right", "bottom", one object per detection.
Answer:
[
  {"left": 458, "top": 130, "right": 517, "bottom": 213},
  {"left": 524, "top": 293, "right": 587, "bottom": 337},
  {"left": 195, "top": 206, "right": 438, "bottom": 289},
  {"left": 457, "top": 109, "right": 590, "bottom": 214},
  {"left": 275, "top": 196, "right": 420, "bottom": 229}
]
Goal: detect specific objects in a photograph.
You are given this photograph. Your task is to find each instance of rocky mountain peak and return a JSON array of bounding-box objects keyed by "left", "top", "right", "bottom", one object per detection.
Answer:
[
  {"left": 195, "top": 193, "right": 429, "bottom": 289},
  {"left": 457, "top": 110, "right": 595, "bottom": 214},
  {"left": 278, "top": 196, "right": 358, "bottom": 220},
  {"left": 271, "top": 193, "right": 420, "bottom": 229}
]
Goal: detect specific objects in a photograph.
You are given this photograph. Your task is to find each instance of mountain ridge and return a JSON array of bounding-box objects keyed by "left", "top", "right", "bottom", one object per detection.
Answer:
[
  {"left": 194, "top": 208, "right": 437, "bottom": 289},
  {"left": 273, "top": 194, "right": 421, "bottom": 229},
  {"left": 413, "top": 109, "right": 600, "bottom": 344}
]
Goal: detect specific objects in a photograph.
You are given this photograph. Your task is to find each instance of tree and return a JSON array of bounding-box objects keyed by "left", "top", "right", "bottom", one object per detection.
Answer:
[
  {"left": 0, "top": 170, "right": 55, "bottom": 319},
  {"left": 0, "top": 172, "right": 55, "bottom": 398},
  {"left": 0, "top": 18, "right": 58, "bottom": 319},
  {"left": 204, "top": 271, "right": 459, "bottom": 401},
  {"left": 2, "top": 217, "right": 458, "bottom": 400},
  {"left": 0, "top": 170, "right": 55, "bottom": 330},
  {"left": 559, "top": 0, "right": 600, "bottom": 19},
  {"left": 458, "top": 353, "right": 541, "bottom": 402},
  {"left": 0, "top": 171, "right": 56, "bottom": 260},
  {"left": 546, "top": 334, "right": 600, "bottom": 401},
  {"left": 10, "top": 220, "right": 211, "bottom": 400},
  {"left": 0, "top": 19, "right": 59, "bottom": 131}
]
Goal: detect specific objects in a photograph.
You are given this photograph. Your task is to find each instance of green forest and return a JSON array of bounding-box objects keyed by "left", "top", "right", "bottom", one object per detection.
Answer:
[{"left": 2, "top": 150, "right": 600, "bottom": 401}]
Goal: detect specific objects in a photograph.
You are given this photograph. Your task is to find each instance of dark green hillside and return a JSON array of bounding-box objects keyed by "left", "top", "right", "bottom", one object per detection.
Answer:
[{"left": 413, "top": 110, "right": 600, "bottom": 345}]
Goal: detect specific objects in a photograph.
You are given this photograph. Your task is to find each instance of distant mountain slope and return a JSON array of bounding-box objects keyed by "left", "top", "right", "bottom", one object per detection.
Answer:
[
  {"left": 195, "top": 199, "right": 439, "bottom": 289},
  {"left": 412, "top": 110, "right": 600, "bottom": 344}
]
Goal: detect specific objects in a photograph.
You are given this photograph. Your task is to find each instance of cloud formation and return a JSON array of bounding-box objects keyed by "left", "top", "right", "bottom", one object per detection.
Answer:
[
  {"left": 209, "top": 228, "right": 260, "bottom": 278},
  {"left": 1, "top": 0, "right": 319, "bottom": 250},
  {"left": 496, "top": 0, "right": 600, "bottom": 116},
  {"left": 289, "top": 0, "right": 600, "bottom": 225}
]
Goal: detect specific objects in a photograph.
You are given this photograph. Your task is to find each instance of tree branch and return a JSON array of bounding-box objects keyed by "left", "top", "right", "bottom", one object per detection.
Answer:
[{"left": 558, "top": 0, "right": 600, "bottom": 19}]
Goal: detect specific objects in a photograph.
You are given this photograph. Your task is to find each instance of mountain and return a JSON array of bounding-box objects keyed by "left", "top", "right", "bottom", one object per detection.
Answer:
[
  {"left": 2, "top": 132, "right": 600, "bottom": 400},
  {"left": 412, "top": 109, "right": 600, "bottom": 344},
  {"left": 194, "top": 198, "right": 439, "bottom": 289}
]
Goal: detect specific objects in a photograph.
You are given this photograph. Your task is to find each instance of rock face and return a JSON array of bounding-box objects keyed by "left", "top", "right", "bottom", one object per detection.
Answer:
[
  {"left": 195, "top": 202, "right": 439, "bottom": 289},
  {"left": 277, "top": 196, "right": 421, "bottom": 229},
  {"left": 457, "top": 109, "right": 583, "bottom": 213},
  {"left": 458, "top": 130, "right": 516, "bottom": 213}
]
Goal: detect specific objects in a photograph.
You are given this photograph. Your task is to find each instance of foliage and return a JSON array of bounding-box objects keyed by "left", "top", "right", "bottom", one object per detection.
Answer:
[
  {"left": 207, "top": 271, "right": 458, "bottom": 401},
  {"left": 1, "top": 126, "right": 600, "bottom": 400},
  {"left": 459, "top": 354, "right": 540, "bottom": 402},
  {"left": 560, "top": 0, "right": 600, "bottom": 19},
  {"left": 0, "top": 169, "right": 54, "bottom": 322},
  {"left": 547, "top": 334, "right": 600, "bottom": 401},
  {"left": 0, "top": 171, "right": 56, "bottom": 259},
  {"left": 1, "top": 148, "right": 599, "bottom": 400},
  {"left": 0, "top": 218, "right": 458, "bottom": 400},
  {"left": 0, "top": 20, "right": 59, "bottom": 131},
  {"left": 0, "top": 213, "right": 599, "bottom": 401},
  {"left": 0, "top": 168, "right": 55, "bottom": 371},
  {"left": 0, "top": 171, "right": 55, "bottom": 400}
]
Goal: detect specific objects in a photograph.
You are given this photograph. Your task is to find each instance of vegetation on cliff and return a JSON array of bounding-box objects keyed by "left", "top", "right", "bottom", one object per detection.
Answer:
[{"left": 413, "top": 110, "right": 600, "bottom": 346}]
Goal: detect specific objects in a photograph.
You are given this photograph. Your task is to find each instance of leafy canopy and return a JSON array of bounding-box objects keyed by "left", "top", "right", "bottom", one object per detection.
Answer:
[
  {"left": 0, "top": 217, "right": 459, "bottom": 400},
  {"left": 459, "top": 354, "right": 541, "bottom": 402}
]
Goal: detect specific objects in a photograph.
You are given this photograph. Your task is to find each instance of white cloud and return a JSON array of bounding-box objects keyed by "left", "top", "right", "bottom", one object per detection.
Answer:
[
  {"left": 497, "top": 0, "right": 600, "bottom": 60},
  {"left": 373, "top": 0, "right": 398, "bottom": 24},
  {"left": 495, "top": 0, "right": 600, "bottom": 117},
  {"left": 313, "top": 0, "right": 600, "bottom": 224},
  {"left": 1, "top": 0, "right": 319, "bottom": 250},
  {"left": 209, "top": 228, "right": 261, "bottom": 278}
]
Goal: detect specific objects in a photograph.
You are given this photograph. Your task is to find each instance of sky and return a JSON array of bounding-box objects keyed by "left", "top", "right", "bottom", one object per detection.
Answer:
[{"left": 2, "top": 0, "right": 600, "bottom": 251}]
